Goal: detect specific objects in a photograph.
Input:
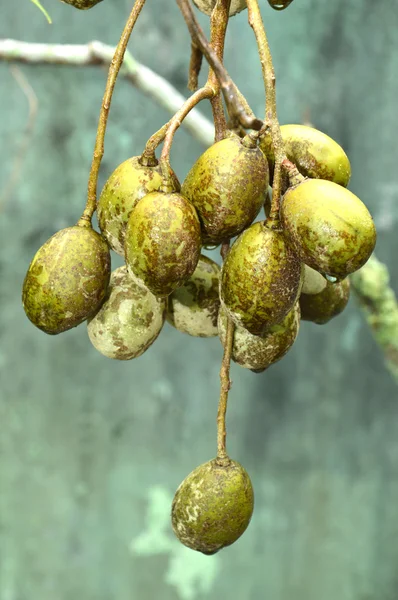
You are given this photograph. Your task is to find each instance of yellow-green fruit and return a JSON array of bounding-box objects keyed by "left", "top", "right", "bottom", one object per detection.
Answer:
[
  {"left": 98, "top": 157, "right": 180, "bottom": 256},
  {"left": 167, "top": 255, "right": 220, "bottom": 337},
  {"left": 171, "top": 458, "right": 254, "bottom": 555},
  {"left": 87, "top": 266, "right": 166, "bottom": 359},
  {"left": 260, "top": 124, "right": 351, "bottom": 187},
  {"left": 220, "top": 222, "right": 303, "bottom": 335},
  {"left": 301, "top": 265, "right": 327, "bottom": 295},
  {"left": 181, "top": 135, "right": 269, "bottom": 245},
  {"left": 267, "top": 0, "right": 294, "bottom": 9},
  {"left": 193, "top": 0, "right": 247, "bottom": 16},
  {"left": 22, "top": 224, "right": 111, "bottom": 335},
  {"left": 61, "top": 0, "right": 102, "bottom": 8},
  {"left": 218, "top": 303, "right": 300, "bottom": 371},
  {"left": 300, "top": 278, "right": 350, "bottom": 324},
  {"left": 125, "top": 192, "right": 202, "bottom": 297},
  {"left": 281, "top": 179, "right": 376, "bottom": 279}
]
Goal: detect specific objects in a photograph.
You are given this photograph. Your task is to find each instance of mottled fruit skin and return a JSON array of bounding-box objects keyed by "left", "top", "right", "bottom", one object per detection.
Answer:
[
  {"left": 125, "top": 192, "right": 202, "bottom": 297},
  {"left": 193, "top": 0, "right": 247, "bottom": 16},
  {"left": 171, "top": 459, "right": 254, "bottom": 555},
  {"left": 22, "top": 225, "right": 111, "bottom": 335},
  {"left": 281, "top": 179, "right": 377, "bottom": 279},
  {"left": 300, "top": 278, "right": 350, "bottom": 324},
  {"left": 301, "top": 264, "right": 327, "bottom": 295},
  {"left": 218, "top": 303, "right": 300, "bottom": 371},
  {"left": 181, "top": 135, "right": 269, "bottom": 245},
  {"left": 87, "top": 266, "right": 166, "bottom": 359},
  {"left": 220, "top": 222, "right": 303, "bottom": 335},
  {"left": 167, "top": 255, "right": 220, "bottom": 337},
  {"left": 98, "top": 157, "right": 180, "bottom": 256},
  {"left": 260, "top": 124, "right": 351, "bottom": 187},
  {"left": 61, "top": 0, "right": 102, "bottom": 8}
]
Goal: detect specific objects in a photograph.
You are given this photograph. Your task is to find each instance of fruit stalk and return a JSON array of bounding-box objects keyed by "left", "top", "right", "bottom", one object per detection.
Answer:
[
  {"left": 246, "top": 0, "right": 285, "bottom": 223},
  {"left": 81, "top": 0, "right": 147, "bottom": 225},
  {"left": 217, "top": 241, "right": 235, "bottom": 463}
]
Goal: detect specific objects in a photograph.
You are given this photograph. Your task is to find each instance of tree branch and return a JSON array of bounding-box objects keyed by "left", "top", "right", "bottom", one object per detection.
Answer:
[{"left": 0, "top": 39, "right": 215, "bottom": 148}]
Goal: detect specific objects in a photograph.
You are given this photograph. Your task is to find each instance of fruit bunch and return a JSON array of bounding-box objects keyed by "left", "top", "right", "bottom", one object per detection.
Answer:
[{"left": 21, "top": 0, "right": 376, "bottom": 555}]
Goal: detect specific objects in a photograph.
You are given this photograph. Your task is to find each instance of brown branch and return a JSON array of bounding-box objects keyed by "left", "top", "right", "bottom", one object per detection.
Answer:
[
  {"left": 80, "top": 0, "right": 147, "bottom": 225},
  {"left": 188, "top": 43, "right": 203, "bottom": 91}
]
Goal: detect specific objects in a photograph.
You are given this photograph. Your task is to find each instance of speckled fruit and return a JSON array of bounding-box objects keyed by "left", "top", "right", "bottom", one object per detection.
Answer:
[
  {"left": 218, "top": 303, "right": 300, "bottom": 371},
  {"left": 220, "top": 221, "right": 303, "bottom": 335},
  {"left": 267, "top": 0, "right": 294, "bottom": 10},
  {"left": 260, "top": 124, "right": 351, "bottom": 187},
  {"left": 171, "top": 458, "right": 254, "bottom": 555},
  {"left": 301, "top": 265, "right": 327, "bottom": 296},
  {"left": 98, "top": 157, "right": 180, "bottom": 256},
  {"left": 87, "top": 266, "right": 166, "bottom": 359},
  {"left": 300, "top": 278, "right": 350, "bottom": 324},
  {"left": 167, "top": 255, "right": 220, "bottom": 337},
  {"left": 22, "top": 224, "right": 111, "bottom": 335},
  {"left": 281, "top": 179, "right": 376, "bottom": 279},
  {"left": 61, "top": 0, "right": 102, "bottom": 8},
  {"left": 181, "top": 135, "right": 269, "bottom": 245},
  {"left": 193, "top": 0, "right": 247, "bottom": 16},
  {"left": 125, "top": 192, "right": 201, "bottom": 297}
]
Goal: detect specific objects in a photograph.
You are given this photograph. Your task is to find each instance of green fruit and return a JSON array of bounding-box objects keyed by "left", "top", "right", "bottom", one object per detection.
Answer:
[
  {"left": 218, "top": 303, "right": 300, "bottom": 371},
  {"left": 125, "top": 192, "right": 202, "bottom": 297},
  {"left": 281, "top": 179, "right": 376, "bottom": 279},
  {"left": 267, "top": 0, "right": 294, "bottom": 9},
  {"left": 300, "top": 278, "right": 350, "bottom": 324},
  {"left": 181, "top": 135, "right": 269, "bottom": 245},
  {"left": 22, "top": 224, "right": 111, "bottom": 335},
  {"left": 192, "top": 0, "right": 247, "bottom": 16},
  {"left": 87, "top": 266, "right": 166, "bottom": 359},
  {"left": 220, "top": 221, "right": 303, "bottom": 335},
  {"left": 301, "top": 265, "right": 327, "bottom": 296},
  {"left": 167, "top": 255, "right": 220, "bottom": 337},
  {"left": 61, "top": 0, "right": 102, "bottom": 8},
  {"left": 98, "top": 157, "right": 180, "bottom": 256},
  {"left": 260, "top": 124, "right": 351, "bottom": 187},
  {"left": 171, "top": 458, "right": 254, "bottom": 555}
]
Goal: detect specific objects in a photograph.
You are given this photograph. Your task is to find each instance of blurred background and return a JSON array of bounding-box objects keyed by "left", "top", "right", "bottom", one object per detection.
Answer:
[{"left": 1, "top": 1, "right": 398, "bottom": 599}]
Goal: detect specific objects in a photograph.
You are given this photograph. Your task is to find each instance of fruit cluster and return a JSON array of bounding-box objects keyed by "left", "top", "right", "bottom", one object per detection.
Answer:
[{"left": 22, "top": 0, "right": 376, "bottom": 557}]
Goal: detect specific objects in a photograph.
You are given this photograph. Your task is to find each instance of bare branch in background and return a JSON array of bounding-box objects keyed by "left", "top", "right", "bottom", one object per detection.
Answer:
[{"left": 0, "top": 39, "right": 215, "bottom": 148}]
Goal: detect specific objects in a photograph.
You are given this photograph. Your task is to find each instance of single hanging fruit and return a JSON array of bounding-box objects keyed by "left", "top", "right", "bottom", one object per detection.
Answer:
[
  {"left": 218, "top": 303, "right": 300, "bottom": 371},
  {"left": 61, "top": 0, "right": 103, "bottom": 8},
  {"left": 300, "top": 278, "right": 350, "bottom": 324},
  {"left": 171, "top": 458, "right": 254, "bottom": 555},
  {"left": 220, "top": 221, "right": 303, "bottom": 335},
  {"left": 281, "top": 179, "right": 376, "bottom": 279},
  {"left": 98, "top": 157, "right": 180, "bottom": 256},
  {"left": 181, "top": 134, "right": 269, "bottom": 246},
  {"left": 125, "top": 191, "right": 202, "bottom": 297},
  {"left": 22, "top": 223, "right": 111, "bottom": 334},
  {"left": 87, "top": 266, "right": 166, "bottom": 359},
  {"left": 167, "top": 255, "right": 220, "bottom": 337},
  {"left": 260, "top": 124, "right": 351, "bottom": 187},
  {"left": 267, "top": 0, "right": 294, "bottom": 9},
  {"left": 301, "top": 265, "right": 327, "bottom": 296},
  {"left": 192, "top": 0, "right": 247, "bottom": 16}
]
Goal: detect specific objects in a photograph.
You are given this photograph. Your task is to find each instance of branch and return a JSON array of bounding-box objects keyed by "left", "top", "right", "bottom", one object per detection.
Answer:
[
  {"left": 350, "top": 255, "right": 398, "bottom": 384},
  {"left": 0, "top": 39, "right": 214, "bottom": 148}
]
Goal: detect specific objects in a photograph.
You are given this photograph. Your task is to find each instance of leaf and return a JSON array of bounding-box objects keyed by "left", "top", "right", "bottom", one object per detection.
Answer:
[{"left": 30, "top": 0, "right": 52, "bottom": 23}]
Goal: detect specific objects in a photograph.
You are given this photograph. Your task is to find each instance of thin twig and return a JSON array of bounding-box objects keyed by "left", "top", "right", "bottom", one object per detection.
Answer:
[
  {"left": 80, "top": 0, "right": 147, "bottom": 225},
  {"left": 246, "top": 0, "right": 286, "bottom": 224},
  {"left": 350, "top": 255, "right": 398, "bottom": 385},
  {"left": 188, "top": 43, "right": 203, "bottom": 91},
  {"left": 0, "top": 66, "right": 38, "bottom": 212}
]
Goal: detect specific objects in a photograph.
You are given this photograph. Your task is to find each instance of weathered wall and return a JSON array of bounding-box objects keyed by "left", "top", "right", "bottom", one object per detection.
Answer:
[{"left": 1, "top": 1, "right": 398, "bottom": 599}]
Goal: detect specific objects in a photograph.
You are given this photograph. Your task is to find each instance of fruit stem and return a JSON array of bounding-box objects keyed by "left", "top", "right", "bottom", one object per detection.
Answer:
[
  {"left": 217, "top": 241, "right": 235, "bottom": 463},
  {"left": 80, "top": 0, "right": 147, "bottom": 225},
  {"left": 177, "top": 0, "right": 263, "bottom": 131},
  {"left": 246, "top": 0, "right": 286, "bottom": 225},
  {"left": 206, "top": 0, "right": 231, "bottom": 142}
]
